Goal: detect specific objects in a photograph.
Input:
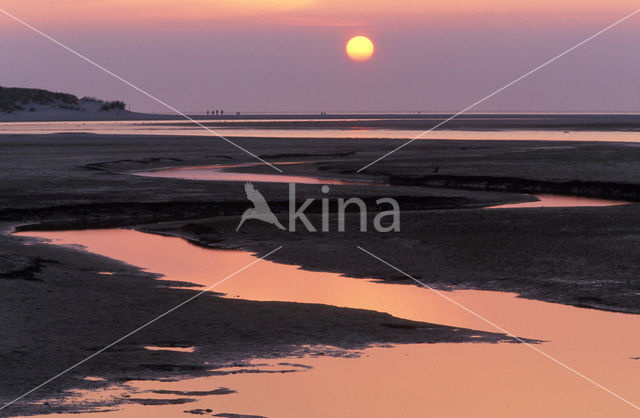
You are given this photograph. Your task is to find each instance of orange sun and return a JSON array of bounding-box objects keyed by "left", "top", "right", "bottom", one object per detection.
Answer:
[{"left": 346, "top": 36, "right": 374, "bottom": 62}]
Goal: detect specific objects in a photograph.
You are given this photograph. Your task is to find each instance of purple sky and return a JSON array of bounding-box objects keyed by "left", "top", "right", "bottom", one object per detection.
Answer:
[{"left": 1, "top": 5, "right": 639, "bottom": 114}]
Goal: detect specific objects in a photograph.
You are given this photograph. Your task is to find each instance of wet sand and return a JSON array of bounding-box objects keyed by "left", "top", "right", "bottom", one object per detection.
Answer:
[
  {"left": 2, "top": 132, "right": 640, "bottom": 414},
  {"left": 12, "top": 228, "right": 640, "bottom": 417},
  {"left": 4, "top": 227, "right": 516, "bottom": 416}
]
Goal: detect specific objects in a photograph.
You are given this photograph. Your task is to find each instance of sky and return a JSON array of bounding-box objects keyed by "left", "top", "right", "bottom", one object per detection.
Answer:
[{"left": 1, "top": 0, "right": 639, "bottom": 113}]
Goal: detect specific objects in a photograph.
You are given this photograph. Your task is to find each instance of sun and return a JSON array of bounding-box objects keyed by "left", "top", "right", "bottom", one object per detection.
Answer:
[{"left": 346, "top": 36, "right": 374, "bottom": 62}]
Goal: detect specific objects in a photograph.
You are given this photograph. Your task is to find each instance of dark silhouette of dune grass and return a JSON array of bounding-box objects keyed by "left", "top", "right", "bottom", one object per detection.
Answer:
[
  {"left": 0, "top": 86, "right": 78, "bottom": 113},
  {"left": 0, "top": 86, "right": 126, "bottom": 114}
]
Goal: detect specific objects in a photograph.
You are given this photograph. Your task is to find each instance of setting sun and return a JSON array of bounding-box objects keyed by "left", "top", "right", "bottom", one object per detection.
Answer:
[{"left": 346, "top": 36, "right": 374, "bottom": 62}]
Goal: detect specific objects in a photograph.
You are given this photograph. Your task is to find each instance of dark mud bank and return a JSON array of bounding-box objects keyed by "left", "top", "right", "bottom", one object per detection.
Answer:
[
  {"left": 390, "top": 174, "right": 640, "bottom": 202},
  {"left": 0, "top": 228, "right": 526, "bottom": 415},
  {"left": 8, "top": 195, "right": 482, "bottom": 233}
]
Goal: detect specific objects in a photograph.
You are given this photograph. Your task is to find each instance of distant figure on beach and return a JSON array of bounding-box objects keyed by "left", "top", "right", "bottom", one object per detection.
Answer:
[
  {"left": 432, "top": 166, "right": 439, "bottom": 173},
  {"left": 206, "top": 110, "right": 209, "bottom": 116},
  {"left": 221, "top": 110, "right": 224, "bottom": 116},
  {"left": 236, "top": 183, "right": 285, "bottom": 231},
  {"left": 215, "top": 110, "right": 219, "bottom": 116}
]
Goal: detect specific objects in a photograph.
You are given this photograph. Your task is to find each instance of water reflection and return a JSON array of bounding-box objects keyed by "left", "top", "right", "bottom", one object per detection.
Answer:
[
  {"left": 144, "top": 346, "right": 195, "bottom": 353},
  {"left": 487, "top": 194, "right": 629, "bottom": 209},
  {"left": 134, "top": 162, "right": 362, "bottom": 185},
  {"left": 136, "top": 163, "right": 628, "bottom": 209},
  {"left": 17, "top": 229, "right": 640, "bottom": 417},
  {"left": 2, "top": 120, "right": 640, "bottom": 141}
]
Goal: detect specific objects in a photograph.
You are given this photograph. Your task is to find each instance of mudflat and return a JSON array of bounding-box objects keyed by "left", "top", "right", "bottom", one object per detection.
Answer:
[{"left": 2, "top": 132, "right": 640, "bottom": 414}]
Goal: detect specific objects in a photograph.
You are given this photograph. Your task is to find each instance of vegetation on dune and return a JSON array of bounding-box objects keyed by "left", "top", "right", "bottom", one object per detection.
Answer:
[
  {"left": 0, "top": 86, "right": 126, "bottom": 113},
  {"left": 80, "top": 96, "right": 101, "bottom": 102},
  {"left": 99, "top": 100, "right": 126, "bottom": 112},
  {"left": 0, "top": 86, "right": 79, "bottom": 113}
]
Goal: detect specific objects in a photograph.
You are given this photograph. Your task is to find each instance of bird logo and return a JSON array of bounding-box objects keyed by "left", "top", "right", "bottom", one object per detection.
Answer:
[{"left": 236, "top": 183, "right": 286, "bottom": 231}]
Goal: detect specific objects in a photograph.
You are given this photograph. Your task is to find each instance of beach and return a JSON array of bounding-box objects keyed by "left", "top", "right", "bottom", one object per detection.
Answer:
[{"left": 4, "top": 0, "right": 640, "bottom": 412}]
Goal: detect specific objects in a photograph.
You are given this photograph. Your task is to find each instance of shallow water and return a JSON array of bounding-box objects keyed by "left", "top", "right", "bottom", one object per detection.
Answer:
[
  {"left": 136, "top": 163, "right": 628, "bottom": 208},
  {"left": 487, "top": 194, "right": 629, "bottom": 209},
  {"left": 16, "top": 229, "right": 640, "bottom": 417},
  {"left": 2, "top": 119, "right": 640, "bottom": 142},
  {"left": 134, "top": 162, "right": 364, "bottom": 185}
]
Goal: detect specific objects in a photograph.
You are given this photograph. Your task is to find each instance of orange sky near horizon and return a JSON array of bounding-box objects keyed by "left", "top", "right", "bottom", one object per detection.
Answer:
[{"left": 1, "top": 0, "right": 638, "bottom": 27}]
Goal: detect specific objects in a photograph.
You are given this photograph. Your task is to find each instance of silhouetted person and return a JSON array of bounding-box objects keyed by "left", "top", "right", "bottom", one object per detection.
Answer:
[
  {"left": 221, "top": 110, "right": 224, "bottom": 116},
  {"left": 206, "top": 110, "right": 209, "bottom": 116}
]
